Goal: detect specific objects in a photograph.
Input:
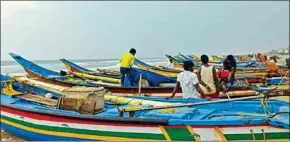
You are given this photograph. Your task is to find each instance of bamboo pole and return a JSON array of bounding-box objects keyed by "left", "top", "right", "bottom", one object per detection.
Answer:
[{"left": 138, "top": 74, "right": 142, "bottom": 96}]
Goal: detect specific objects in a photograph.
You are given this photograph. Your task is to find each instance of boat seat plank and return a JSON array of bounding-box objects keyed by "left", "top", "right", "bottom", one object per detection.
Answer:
[{"left": 17, "top": 93, "right": 57, "bottom": 107}]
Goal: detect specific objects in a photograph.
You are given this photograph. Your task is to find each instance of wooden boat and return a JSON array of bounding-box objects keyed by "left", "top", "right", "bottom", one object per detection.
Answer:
[
  {"left": 62, "top": 57, "right": 265, "bottom": 93},
  {"left": 165, "top": 54, "right": 184, "bottom": 69},
  {"left": 63, "top": 60, "right": 290, "bottom": 96},
  {"left": 134, "top": 58, "right": 180, "bottom": 78},
  {"left": 9, "top": 53, "right": 180, "bottom": 94},
  {"left": 10, "top": 53, "right": 266, "bottom": 98},
  {"left": 60, "top": 59, "right": 121, "bottom": 84},
  {"left": 1, "top": 74, "right": 289, "bottom": 141},
  {"left": 135, "top": 58, "right": 266, "bottom": 83}
]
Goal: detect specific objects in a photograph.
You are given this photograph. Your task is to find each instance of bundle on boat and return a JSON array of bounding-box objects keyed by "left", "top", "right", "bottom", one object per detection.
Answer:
[{"left": 58, "top": 87, "right": 109, "bottom": 114}]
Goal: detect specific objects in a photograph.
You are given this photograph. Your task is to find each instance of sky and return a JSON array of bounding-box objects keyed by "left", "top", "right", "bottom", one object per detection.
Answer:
[{"left": 1, "top": 1, "right": 289, "bottom": 60}]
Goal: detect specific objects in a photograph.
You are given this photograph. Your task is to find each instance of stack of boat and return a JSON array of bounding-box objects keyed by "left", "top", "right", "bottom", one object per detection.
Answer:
[{"left": 1, "top": 53, "right": 289, "bottom": 141}]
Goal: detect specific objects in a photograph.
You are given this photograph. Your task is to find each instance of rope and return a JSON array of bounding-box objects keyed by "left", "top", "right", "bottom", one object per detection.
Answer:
[
  {"left": 123, "top": 94, "right": 267, "bottom": 112},
  {"left": 1, "top": 81, "right": 23, "bottom": 96},
  {"left": 250, "top": 129, "right": 256, "bottom": 140},
  {"left": 261, "top": 129, "right": 266, "bottom": 140},
  {"left": 260, "top": 98, "right": 272, "bottom": 116}
]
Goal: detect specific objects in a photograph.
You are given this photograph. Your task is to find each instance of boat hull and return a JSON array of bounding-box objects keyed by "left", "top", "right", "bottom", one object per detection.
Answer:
[
  {"left": 1, "top": 106, "right": 289, "bottom": 141},
  {"left": 24, "top": 68, "right": 181, "bottom": 94}
]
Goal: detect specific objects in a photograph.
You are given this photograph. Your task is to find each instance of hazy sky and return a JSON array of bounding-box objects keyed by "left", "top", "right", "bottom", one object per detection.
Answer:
[{"left": 1, "top": 1, "right": 289, "bottom": 60}]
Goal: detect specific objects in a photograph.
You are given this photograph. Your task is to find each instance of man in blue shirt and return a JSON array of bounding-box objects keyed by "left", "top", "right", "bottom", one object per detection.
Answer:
[{"left": 223, "top": 55, "right": 237, "bottom": 84}]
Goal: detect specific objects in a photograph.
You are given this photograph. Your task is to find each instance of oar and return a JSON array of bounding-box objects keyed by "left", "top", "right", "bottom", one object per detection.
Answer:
[{"left": 122, "top": 90, "right": 290, "bottom": 113}]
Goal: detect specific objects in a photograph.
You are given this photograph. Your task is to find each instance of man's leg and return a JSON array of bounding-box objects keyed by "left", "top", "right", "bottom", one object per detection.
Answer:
[
  {"left": 120, "top": 68, "right": 126, "bottom": 86},
  {"left": 126, "top": 68, "right": 135, "bottom": 86}
]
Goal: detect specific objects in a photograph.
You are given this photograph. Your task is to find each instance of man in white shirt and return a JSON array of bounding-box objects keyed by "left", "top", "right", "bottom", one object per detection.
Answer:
[
  {"left": 166, "top": 61, "right": 211, "bottom": 100},
  {"left": 167, "top": 59, "right": 174, "bottom": 69}
]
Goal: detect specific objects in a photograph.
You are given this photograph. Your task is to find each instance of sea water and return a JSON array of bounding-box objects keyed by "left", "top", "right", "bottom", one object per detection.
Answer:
[{"left": 1, "top": 58, "right": 168, "bottom": 75}]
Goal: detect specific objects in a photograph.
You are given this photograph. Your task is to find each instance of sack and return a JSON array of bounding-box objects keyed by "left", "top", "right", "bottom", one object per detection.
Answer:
[
  {"left": 57, "top": 86, "right": 110, "bottom": 114},
  {"left": 57, "top": 97, "right": 97, "bottom": 114}
]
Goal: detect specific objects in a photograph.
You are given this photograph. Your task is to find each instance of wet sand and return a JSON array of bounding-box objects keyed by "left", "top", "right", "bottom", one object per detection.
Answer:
[{"left": 1, "top": 129, "right": 24, "bottom": 141}]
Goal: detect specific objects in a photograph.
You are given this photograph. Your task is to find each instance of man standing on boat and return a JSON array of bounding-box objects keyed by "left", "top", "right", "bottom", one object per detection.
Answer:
[
  {"left": 167, "top": 59, "right": 174, "bottom": 69},
  {"left": 223, "top": 55, "right": 237, "bottom": 85},
  {"left": 166, "top": 61, "right": 211, "bottom": 100},
  {"left": 119, "top": 48, "right": 136, "bottom": 86},
  {"left": 197, "top": 55, "right": 220, "bottom": 98}
]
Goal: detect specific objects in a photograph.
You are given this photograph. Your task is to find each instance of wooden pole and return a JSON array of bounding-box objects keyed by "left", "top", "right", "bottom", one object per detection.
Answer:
[{"left": 138, "top": 74, "right": 142, "bottom": 96}]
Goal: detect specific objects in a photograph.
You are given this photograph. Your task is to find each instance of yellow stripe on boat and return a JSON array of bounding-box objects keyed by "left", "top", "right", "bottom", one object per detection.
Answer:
[
  {"left": 214, "top": 127, "right": 227, "bottom": 141},
  {"left": 1, "top": 119, "right": 159, "bottom": 141},
  {"left": 186, "top": 126, "right": 200, "bottom": 141},
  {"left": 159, "top": 126, "right": 171, "bottom": 141},
  {"left": 74, "top": 72, "right": 120, "bottom": 83}
]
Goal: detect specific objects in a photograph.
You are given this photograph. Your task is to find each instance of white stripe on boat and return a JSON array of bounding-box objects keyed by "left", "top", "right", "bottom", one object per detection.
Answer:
[
  {"left": 1, "top": 111, "right": 162, "bottom": 134},
  {"left": 220, "top": 126, "right": 289, "bottom": 134},
  {"left": 192, "top": 128, "right": 221, "bottom": 141}
]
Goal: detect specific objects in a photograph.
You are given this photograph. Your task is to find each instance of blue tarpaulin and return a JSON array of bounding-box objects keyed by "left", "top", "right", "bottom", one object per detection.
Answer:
[{"left": 124, "top": 68, "right": 176, "bottom": 87}]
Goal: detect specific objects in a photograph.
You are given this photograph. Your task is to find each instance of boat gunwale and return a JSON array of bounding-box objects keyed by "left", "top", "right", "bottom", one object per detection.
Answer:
[{"left": 0, "top": 103, "right": 169, "bottom": 125}]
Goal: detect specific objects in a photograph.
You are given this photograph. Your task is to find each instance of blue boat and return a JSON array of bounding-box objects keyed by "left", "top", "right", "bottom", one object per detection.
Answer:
[{"left": 1, "top": 74, "right": 289, "bottom": 141}]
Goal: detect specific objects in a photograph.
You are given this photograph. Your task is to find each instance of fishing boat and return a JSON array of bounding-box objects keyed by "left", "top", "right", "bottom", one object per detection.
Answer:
[
  {"left": 11, "top": 53, "right": 261, "bottom": 96},
  {"left": 1, "top": 74, "right": 289, "bottom": 141},
  {"left": 165, "top": 54, "right": 184, "bottom": 69},
  {"left": 134, "top": 58, "right": 181, "bottom": 78},
  {"left": 135, "top": 58, "right": 267, "bottom": 83},
  {"left": 62, "top": 60, "right": 289, "bottom": 98},
  {"left": 61, "top": 57, "right": 290, "bottom": 92},
  {"left": 9, "top": 53, "right": 180, "bottom": 94},
  {"left": 60, "top": 59, "right": 120, "bottom": 78}
]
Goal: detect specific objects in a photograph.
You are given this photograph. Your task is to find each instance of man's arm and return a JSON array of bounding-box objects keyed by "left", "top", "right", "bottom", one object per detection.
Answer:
[
  {"left": 130, "top": 57, "right": 135, "bottom": 67},
  {"left": 212, "top": 66, "right": 220, "bottom": 92},
  {"left": 167, "top": 82, "right": 180, "bottom": 98},
  {"left": 230, "top": 60, "right": 237, "bottom": 83},
  {"left": 194, "top": 83, "right": 207, "bottom": 98},
  {"left": 230, "top": 67, "right": 236, "bottom": 82},
  {"left": 119, "top": 56, "right": 123, "bottom": 63}
]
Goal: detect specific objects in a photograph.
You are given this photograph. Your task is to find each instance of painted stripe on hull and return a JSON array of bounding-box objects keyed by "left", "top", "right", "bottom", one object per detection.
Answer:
[
  {"left": 193, "top": 128, "right": 221, "bottom": 141},
  {"left": 1, "top": 123, "right": 90, "bottom": 141},
  {"left": 220, "top": 126, "right": 289, "bottom": 134},
  {"left": 224, "top": 132, "right": 290, "bottom": 140},
  {"left": 220, "top": 126, "right": 290, "bottom": 140},
  {"left": 165, "top": 127, "right": 193, "bottom": 141},
  {"left": 1, "top": 107, "right": 158, "bottom": 127},
  {"left": 1, "top": 116, "right": 165, "bottom": 140},
  {"left": 1, "top": 118, "right": 165, "bottom": 141},
  {"left": 1, "top": 111, "right": 162, "bottom": 134},
  {"left": 186, "top": 125, "right": 199, "bottom": 141}
]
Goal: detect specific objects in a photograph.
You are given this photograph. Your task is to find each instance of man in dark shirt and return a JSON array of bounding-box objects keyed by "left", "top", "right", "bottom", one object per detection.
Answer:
[{"left": 223, "top": 55, "right": 237, "bottom": 84}]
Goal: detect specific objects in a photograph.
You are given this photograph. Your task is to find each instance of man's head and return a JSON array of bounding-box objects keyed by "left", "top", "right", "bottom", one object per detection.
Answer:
[
  {"left": 169, "top": 59, "right": 173, "bottom": 63},
  {"left": 227, "top": 55, "right": 234, "bottom": 62},
  {"left": 183, "top": 61, "right": 194, "bottom": 72},
  {"left": 130, "top": 48, "right": 136, "bottom": 56},
  {"left": 200, "top": 54, "right": 209, "bottom": 64}
]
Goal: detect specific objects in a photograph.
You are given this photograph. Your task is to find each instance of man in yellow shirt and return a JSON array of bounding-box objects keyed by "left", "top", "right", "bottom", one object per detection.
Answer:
[{"left": 119, "top": 48, "right": 136, "bottom": 86}]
